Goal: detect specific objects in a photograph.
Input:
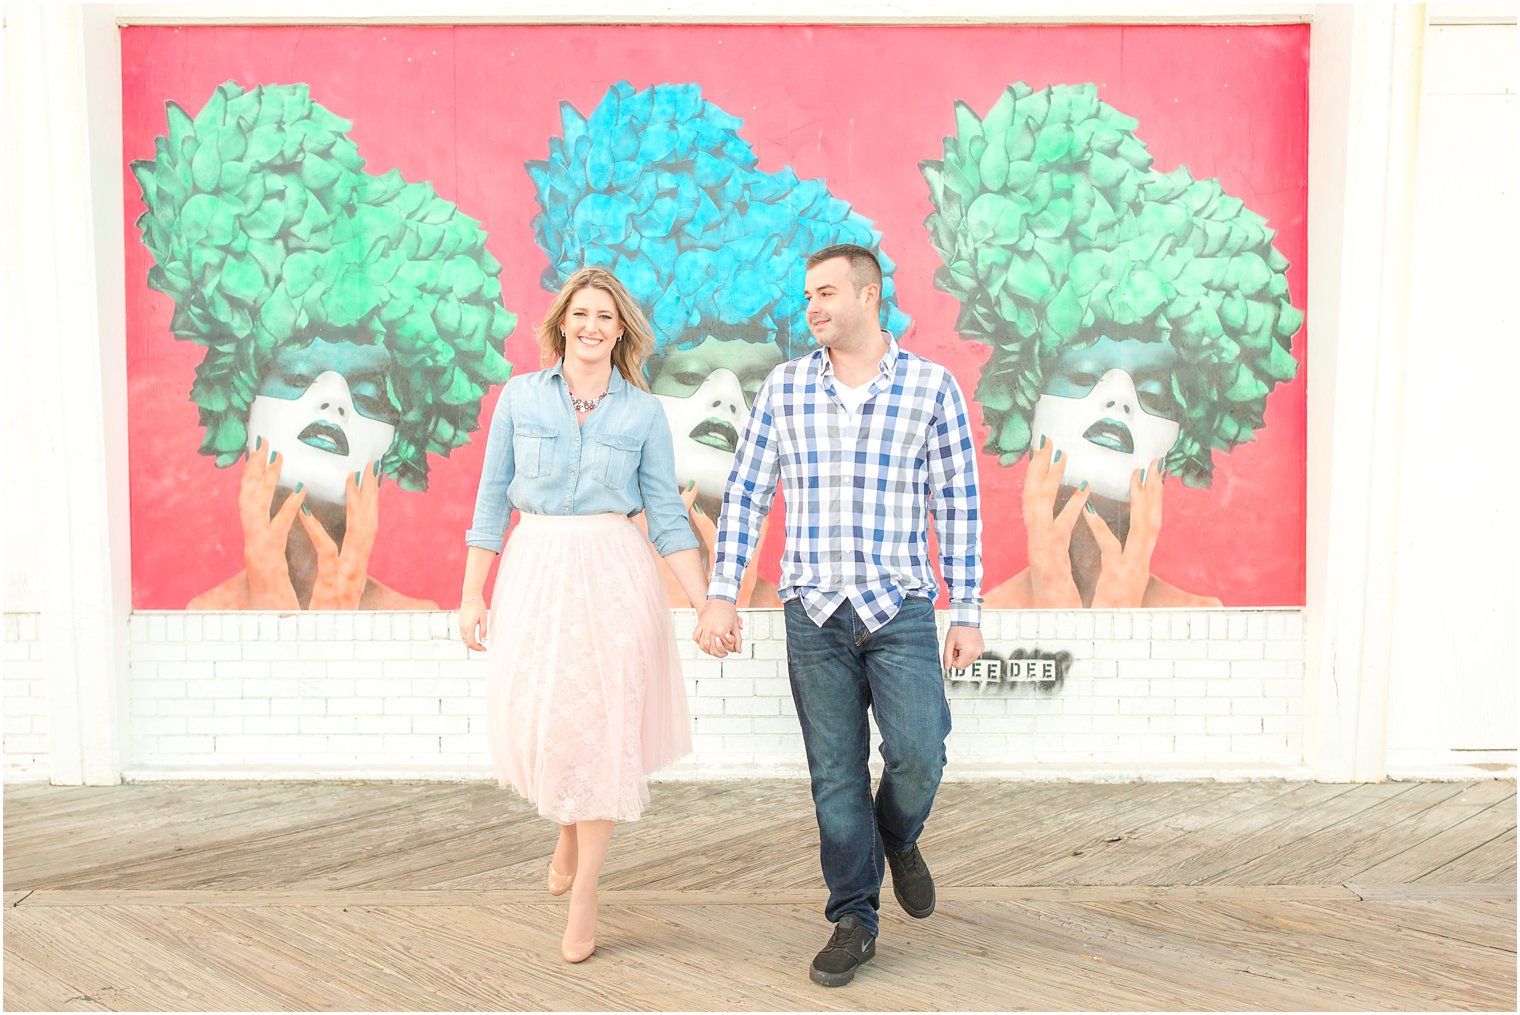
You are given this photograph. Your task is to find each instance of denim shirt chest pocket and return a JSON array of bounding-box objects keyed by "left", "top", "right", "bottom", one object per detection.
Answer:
[
  {"left": 592, "top": 431, "right": 644, "bottom": 489},
  {"left": 513, "top": 421, "right": 559, "bottom": 478}
]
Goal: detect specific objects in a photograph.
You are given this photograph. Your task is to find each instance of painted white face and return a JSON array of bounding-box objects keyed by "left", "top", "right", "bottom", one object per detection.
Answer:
[
  {"left": 655, "top": 368, "right": 750, "bottom": 495},
  {"left": 245, "top": 340, "right": 398, "bottom": 506},
  {"left": 1030, "top": 337, "right": 1182, "bottom": 502},
  {"left": 649, "top": 335, "right": 784, "bottom": 497}
]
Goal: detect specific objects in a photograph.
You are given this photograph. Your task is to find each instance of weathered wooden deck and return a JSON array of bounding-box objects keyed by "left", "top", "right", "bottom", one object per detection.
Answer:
[{"left": 4, "top": 778, "right": 1515, "bottom": 1011}]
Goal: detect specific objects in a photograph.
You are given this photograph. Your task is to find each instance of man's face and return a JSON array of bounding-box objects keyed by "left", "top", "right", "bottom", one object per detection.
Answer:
[
  {"left": 650, "top": 335, "right": 784, "bottom": 496},
  {"left": 246, "top": 339, "right": 399, "bottom": 505},
  {"left": 1030, "top": 336, "right": 1182, "bottom": 502},
  {"left": 804, "top": 257, "right": 879, "bottom": 350}
]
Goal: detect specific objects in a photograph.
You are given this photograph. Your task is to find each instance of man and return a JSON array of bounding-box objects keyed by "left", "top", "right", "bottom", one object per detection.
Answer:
[{"left": 694, "top": 244, "right": 983, "bottom": 987}]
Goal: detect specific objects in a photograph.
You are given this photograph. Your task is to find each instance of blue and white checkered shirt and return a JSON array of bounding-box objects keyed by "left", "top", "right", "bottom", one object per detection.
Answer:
[{"left": 708, "top": 334, "right": 983, "bottom": 632}]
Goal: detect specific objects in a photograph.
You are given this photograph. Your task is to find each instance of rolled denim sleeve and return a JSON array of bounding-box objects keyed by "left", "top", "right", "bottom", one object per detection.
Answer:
[
  {"left": 465, "top": 382, "right": 516, "bottom": 553},
  {"left": 636, "top": 399, "right": 699, "bottom": 557}
]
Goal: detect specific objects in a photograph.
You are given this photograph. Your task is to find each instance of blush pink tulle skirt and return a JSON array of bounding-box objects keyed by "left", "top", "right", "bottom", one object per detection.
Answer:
[{"left": 485, "top": 512, "right": 692, "bottom": 823}]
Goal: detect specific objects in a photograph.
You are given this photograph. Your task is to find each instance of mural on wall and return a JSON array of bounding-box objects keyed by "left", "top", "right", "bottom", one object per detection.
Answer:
[
  {"left": 921, "top": 82, "right": 1303, "bottom": 607},
  {"left": 526, "top": 80, "right": 910, "bottom": 606},
  {"left": 123, "top": 25, "right": 1308, "bottom": 611},
  {"left": 130, "top": 81, "right": 514, "bottom": 608}
]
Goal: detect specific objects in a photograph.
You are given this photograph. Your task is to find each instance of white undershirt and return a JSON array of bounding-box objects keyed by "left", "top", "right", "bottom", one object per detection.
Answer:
[{"left": 832, "top": 377, "right": 875, "bottom": 419}]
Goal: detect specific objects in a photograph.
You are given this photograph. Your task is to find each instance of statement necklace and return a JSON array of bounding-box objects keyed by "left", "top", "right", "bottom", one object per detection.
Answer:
[{"left": 569, "top": 389, "right": 610, "bottom": 413}]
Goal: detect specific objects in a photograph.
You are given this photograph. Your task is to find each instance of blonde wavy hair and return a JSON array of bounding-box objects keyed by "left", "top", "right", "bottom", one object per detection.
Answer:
[{"left": 536, "top": 267, "right": 655, "bottom": 391}]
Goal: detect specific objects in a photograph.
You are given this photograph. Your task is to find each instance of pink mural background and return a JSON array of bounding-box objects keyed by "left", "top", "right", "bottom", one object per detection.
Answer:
[{"left": 122, "top": 23, "right": 1309, "bottom": 610}]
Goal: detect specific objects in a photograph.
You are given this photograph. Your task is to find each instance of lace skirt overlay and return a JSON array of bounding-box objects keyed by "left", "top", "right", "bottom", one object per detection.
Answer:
[{"left": 485, "top": 512, "right": 692, "bottom": 823}]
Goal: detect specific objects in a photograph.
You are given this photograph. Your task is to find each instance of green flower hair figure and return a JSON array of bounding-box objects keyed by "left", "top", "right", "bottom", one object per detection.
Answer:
[
  {"left": 922, "top": 82, "right": 1303, "bottom": 609},
  {"left": 132, "top": 80, "right": 514, "bottom": 494},
  {"left": 921, "top": 81, "right": 1301, "bottom": 490},
  {"left": 131, "top": 81, "right": 515, "bottom": 611}
]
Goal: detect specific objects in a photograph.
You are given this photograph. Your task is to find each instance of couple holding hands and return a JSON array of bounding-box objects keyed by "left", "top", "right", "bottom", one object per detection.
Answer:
[{"left": 457, "top": 244, "right": 983, "bottom": 985}]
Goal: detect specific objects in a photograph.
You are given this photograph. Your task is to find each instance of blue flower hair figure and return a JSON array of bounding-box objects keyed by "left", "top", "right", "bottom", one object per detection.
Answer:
[
  {"left": 529, "top": 81, "right": 909, "bottom": 361},
  {"left": 527, "top": 80, "right": 912, "bottom": 606}
]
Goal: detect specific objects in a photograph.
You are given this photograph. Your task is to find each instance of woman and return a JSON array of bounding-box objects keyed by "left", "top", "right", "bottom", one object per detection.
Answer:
[
  {"left": 920, "top": 81, "right": 1303, "bottom": 607},
  {"left": 131, "top": 80, "right": 515, "bottom": 610},
  {"left": 994, "top": 329, "right": 1209, "bottom": 608},
  {"left": 526, "top": 80, "right": 914, "bottom": 607},
  {"left": 457, "top": 267, "right": 713, "bottom": 963}
]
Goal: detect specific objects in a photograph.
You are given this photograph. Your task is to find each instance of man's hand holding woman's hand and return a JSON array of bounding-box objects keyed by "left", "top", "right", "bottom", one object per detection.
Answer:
[{"left": 693, "top": 598, "right": 743, "bottom": 658}]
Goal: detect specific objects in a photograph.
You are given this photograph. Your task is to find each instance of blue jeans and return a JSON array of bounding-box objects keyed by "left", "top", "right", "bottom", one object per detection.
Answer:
[{"left": 784, "top": 596, "right": 952, "bottom": 937}]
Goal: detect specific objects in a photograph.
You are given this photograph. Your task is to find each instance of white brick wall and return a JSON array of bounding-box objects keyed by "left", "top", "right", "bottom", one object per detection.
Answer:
[
  {"left": 3, "top": 612, "right": 50, "bottom": 779},
  {"left": 126, "top": 611, "right": 487, "bottom": 777},
  {"left": 6, "top": 607, "right": 1308, "bottom": 780},
  {"left": 938, "top": 611, "right": 1305, "bottom": 777},
  {"left": 101, "top": 607, "right": 1309, "bottom": 780}
]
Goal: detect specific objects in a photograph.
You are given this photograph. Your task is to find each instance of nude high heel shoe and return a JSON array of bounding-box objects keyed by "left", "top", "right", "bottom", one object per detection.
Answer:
[
  {"left": 560, "top": 935, "right": 597, "bottom": 963},
  {"left": 561, "top": 897, "right": 597, "bottom": 963},
  {"left": 546, "top": 862, "right": 575, "bottom": 897}
]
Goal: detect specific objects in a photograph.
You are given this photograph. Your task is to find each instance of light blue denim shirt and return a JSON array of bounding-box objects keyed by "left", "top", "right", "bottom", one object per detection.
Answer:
[{"left": 466, "top": 361, "right": 699, "bottom": 557}]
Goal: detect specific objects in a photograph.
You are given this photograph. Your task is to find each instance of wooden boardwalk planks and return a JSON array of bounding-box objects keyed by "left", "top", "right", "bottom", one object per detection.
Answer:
[{"left": 5, "top": 779, "right": 1514, "bottom": 1011}]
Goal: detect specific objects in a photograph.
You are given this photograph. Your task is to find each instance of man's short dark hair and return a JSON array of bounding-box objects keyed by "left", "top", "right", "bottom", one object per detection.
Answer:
[{"left": 806, "top": 243, "right": 883, "bottom": 294}]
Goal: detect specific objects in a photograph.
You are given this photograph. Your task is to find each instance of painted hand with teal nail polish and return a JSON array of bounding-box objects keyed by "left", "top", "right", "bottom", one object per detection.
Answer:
[
  {"left": 987, "top": 446, "right": 1221, "bottom": 610},
  {"left": 188, "top": 449, "right": 435, "bottom": 611},
  {"left": 295, "top": 459, "right": 382, "bottom": 610},
  {"left": 234, "top": 439, "right": 307, "bottom": 610},
  {"left": 1018, "top": 437, "right": 1093, "bottom": 609},
  {"left": 1082, "top": 458, "right": 1166, "bottom": 608}
]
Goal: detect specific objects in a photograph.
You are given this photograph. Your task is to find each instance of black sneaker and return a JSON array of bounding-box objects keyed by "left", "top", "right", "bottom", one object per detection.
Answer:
[
  {"left": 886, "top": 843, "right": 936, "bottom": 918},
  {"left": 809, "top": 914, "right": 876, "bottom": 987}
]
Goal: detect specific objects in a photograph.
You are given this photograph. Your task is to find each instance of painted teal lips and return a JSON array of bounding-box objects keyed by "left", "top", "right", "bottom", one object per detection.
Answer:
[
  {"left": 1082, "top": 418, "right": 1134, "bottom": 454},
  {"left": 297, "top": 420, "right": 350, "bottom": 456},
  {"left": 689, "top": 417, "right": 738, "bottom": 454}
]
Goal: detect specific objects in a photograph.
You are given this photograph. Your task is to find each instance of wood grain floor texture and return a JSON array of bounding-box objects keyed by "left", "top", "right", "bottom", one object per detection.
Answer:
[{"left": 4, "top": 779, "right": 1514, "bottom": 1011}]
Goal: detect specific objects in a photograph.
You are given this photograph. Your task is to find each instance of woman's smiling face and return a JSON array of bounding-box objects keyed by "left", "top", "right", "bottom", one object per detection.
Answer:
[
  {"left": 560, "top": 285, "right": 622, "bottom": 371},
  {"left": 1031, "top": 336, "right": 1182, "bottom": 501},
  {"left": 245, "top": 339, "right": 399, "bottom": 505}
]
